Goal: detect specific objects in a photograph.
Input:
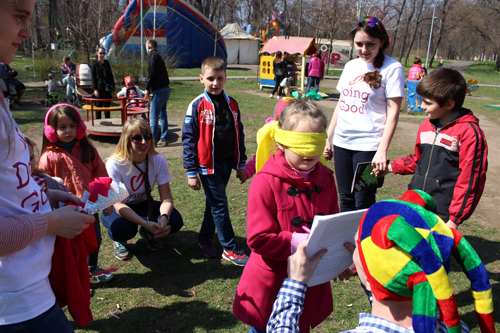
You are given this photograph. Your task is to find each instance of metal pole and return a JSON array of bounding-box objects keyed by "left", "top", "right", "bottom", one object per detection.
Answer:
[
  {"left": 425, "top": 5, "right": 436, "bottom": 69},
  {"left": 140, "top": 0, "right": 144, "bottom": 79}
]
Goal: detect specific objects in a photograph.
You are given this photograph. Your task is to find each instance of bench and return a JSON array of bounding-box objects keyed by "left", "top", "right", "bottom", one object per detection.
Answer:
[
  {"left": 82, "top": 97, "right": 129, "bottom": 126},
  {"left": 82, "top": 97, "right": 150, "bottom": 126}
]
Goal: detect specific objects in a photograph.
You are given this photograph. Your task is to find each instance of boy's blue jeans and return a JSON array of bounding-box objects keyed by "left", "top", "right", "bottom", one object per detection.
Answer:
[
  {"left": 150, "top": 87, "right": 170, "bottom": 142},
  {"left": 333, "top": 145, "right": 377, "bottom": 212},
  {"left": 198, "top": 160, "right": 238, "bottom": 251}
]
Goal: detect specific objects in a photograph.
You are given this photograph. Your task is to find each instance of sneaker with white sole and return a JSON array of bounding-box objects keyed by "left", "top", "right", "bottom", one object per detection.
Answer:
[
  {"left": 222, "top": 248, "right": 249, "bottom": 266},
  {"left": 199, "top": 242, "right": 217, "bottom": 258},
  {"left": 114, "top": 241, "right": 131, "bottom": 261},
  {"left": 270, "top": 94, "right": 274, "bottom": 98},
  {"left": 90, "top": 267, "right": 115, "bottom": 283},
  {"left": 139, "top": 226, "right": 163, "bottom": 251}
]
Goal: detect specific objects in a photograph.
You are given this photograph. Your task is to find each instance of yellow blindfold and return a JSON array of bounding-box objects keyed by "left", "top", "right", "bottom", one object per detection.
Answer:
[{"left": 255, "top": 121, "right": 329, "bottom": 172}]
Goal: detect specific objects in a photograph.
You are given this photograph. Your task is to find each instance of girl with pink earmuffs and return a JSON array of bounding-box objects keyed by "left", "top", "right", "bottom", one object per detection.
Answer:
[{"left": 38, "top": 103, "right": 115, "bottom": 283}]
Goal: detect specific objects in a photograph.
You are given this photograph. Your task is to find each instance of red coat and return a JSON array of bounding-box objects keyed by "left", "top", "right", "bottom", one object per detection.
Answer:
[{"left": 233, "top": 150, "right": 339, "bottom": 332}]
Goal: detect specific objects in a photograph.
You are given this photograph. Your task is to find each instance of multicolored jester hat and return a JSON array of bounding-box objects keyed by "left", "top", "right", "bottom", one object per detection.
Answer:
[{"left": 357, "top": 190, "right": 495, "bottom": 333}]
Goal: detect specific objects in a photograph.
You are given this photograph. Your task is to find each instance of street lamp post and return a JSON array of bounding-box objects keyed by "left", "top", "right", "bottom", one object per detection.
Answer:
[{"left": 425, "top": 4, "right": 436, "bottom": 69}]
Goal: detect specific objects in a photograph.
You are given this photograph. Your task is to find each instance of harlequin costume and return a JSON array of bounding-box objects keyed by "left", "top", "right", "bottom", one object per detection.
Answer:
[{"left": 357, "top": 189, "right": 495, "bottom": 333}]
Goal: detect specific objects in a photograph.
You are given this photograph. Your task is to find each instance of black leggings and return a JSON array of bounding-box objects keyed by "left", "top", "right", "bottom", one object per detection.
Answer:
[{"left": 272, "top": 75, "right": 286, "bottom": 96}]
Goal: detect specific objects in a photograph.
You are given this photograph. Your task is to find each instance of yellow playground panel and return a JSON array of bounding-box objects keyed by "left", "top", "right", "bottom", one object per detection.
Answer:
[
  {"left": 260, "top": 55, "right": 275, "bottom": 89},
  {"left": 259, "top": 54, "right": 299, "bottom": 92}
]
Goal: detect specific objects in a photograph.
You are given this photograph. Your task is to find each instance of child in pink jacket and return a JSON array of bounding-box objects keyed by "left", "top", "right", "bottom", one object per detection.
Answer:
[{"left": 233, "top": 99, "right": 347, "bottom": 333}]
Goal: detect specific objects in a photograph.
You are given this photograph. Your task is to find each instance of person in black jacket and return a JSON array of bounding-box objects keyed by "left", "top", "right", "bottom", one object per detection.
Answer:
[
  {"left": 144, "top": 39, "right": 170, "bottom": 147},
  {"left": 270, "top": 51, "right": 286, "bottom": 100},
  {"left": 91, "top": 47, "right": 115, "bottom": 119}
]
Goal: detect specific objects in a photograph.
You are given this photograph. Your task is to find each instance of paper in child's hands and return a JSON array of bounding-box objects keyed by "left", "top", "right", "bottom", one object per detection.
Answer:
[
  {"left": 64, "top": 177, "right": 129, "bottom": 215},
  {"left": 305, "top": 209, "right": 367, "bottom": 287}
]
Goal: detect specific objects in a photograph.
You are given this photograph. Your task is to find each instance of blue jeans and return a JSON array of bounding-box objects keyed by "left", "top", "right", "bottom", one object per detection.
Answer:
[
  {"left": 249, "top": 327, "right": 266, "bottom": 333},
  {"left": 62, "top": 76, "right": 75, "bottom": 102},
  {"left": 101, "top": 200, "right": 183, "bottom": 242},
  {"left": 150, "top": 86, "right": 170, "bottom": 142},
  {"left": 0, "top": 302, "right": 73, "bottom": 333},
  {"left": 306, "top": 76, "right": 321, "bottom": 93},
  {"left": 333, "top": 145, "right": 377, "bottom": 212},
  {"left": 198, "top": 160, "right": 238, "bottom": 251}
]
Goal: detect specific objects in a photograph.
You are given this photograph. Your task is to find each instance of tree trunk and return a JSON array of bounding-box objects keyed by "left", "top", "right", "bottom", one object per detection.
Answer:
[
  {"left": 495, "top": 55, "right": 500, "bottom": 71},
  {"left": 398, "top": 0, "right": 417, "bottom": 62},
  {"left": 389, "top": 0, "right": 407, "bottom": 57}
]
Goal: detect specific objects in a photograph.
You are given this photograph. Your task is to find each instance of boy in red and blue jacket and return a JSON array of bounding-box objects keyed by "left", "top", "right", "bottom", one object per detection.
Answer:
[
  {"left": 378, "top": 68, "right": 488, "bottom": 229},
  {"left": 182, "top": 56, "right": 249, "bottom": 266}
]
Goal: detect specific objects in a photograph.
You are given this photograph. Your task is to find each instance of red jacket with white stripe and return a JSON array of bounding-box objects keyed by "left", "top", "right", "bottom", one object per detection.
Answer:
[
  {"left": 391, "top": 109, "right": 488, "bottom": 224},
  {"left": 182, "top": 91, "right": 246, "bottom": 177}
]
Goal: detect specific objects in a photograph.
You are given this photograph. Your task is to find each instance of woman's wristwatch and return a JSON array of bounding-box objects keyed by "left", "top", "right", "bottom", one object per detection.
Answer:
[{"left": 160, "top": 214, "right": 170, "bottom": 224}]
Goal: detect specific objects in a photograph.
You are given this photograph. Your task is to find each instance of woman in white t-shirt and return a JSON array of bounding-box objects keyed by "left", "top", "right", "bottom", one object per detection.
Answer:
[
  {"left": 0, "top": 1, "right": 95, "bottom": 331},
  {"left": 324, "top": 17, "right": 404, "bottom": 212},
  {"left": 103, "top": 118, "right": 183, "bottom": 260}
]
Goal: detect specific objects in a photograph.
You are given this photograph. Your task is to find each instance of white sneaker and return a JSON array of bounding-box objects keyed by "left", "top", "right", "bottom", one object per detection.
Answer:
[
  {"left": 270, "top": 94, "right": 273, "bottom": 98},
  {"left": 276, "top": 95, "right": 280, "bottom": 100}
]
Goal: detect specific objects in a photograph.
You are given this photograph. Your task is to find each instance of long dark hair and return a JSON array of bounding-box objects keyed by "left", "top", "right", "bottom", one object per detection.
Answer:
[
  {"left": 41, "top": 105, "right": 97, "bottom": 164},
  {"left": 350, "top": 16, "right": 390, "bottom": 89}
]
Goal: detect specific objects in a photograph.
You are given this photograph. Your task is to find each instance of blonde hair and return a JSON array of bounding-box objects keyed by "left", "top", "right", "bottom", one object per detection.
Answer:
[
  {"left": 108, "top": 118, "right": 158, "bottom": 174},
  {"left": 278, "top": 99, "right": 327, "bottom": 132}
]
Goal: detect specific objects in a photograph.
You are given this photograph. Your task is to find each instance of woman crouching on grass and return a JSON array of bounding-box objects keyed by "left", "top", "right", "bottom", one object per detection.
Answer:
[{"left": 102, "top": 118, "right": 183, "bottom": 260}]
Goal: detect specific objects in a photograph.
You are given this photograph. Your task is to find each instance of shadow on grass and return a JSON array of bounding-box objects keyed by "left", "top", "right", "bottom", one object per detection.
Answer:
[
  {"left": 84, "top": 230, "right": 248, "bottom": 331},
  {"left": 78, "top": 301, "right": 239, "bottom": 332},
  {"left": 92, "top": 230, "right": 247, "bottom": 296},
  {"left": 448, "top": 235, "right": 500, "bottom": 330}
]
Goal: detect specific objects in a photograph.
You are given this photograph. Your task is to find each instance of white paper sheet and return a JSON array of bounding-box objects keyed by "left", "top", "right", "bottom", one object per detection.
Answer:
[{"left": 305, "top": 209, "right": 367, "bottom": 287}]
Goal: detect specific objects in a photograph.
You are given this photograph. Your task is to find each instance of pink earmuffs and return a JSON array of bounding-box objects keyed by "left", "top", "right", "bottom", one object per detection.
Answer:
[{"left": 44, "top": 103, "right": 87, "bottom": 143}]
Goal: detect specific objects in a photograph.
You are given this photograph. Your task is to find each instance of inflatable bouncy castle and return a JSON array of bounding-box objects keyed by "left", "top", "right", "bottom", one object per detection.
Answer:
[
  {"left": 104, "top": 0, "right": 226, "bottom": 68},
  {"left": 259, "top": 11, "right": 287, "bottom": 41}
]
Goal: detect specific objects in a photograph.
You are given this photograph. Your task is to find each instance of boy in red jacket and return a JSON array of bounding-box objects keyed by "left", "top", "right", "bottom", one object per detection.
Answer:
[
  {"left": 182, "top": 56, "right": 248, "bottom": 265},
  {"left": 376, "top": 68, "right": 488, "bottom": 229}
]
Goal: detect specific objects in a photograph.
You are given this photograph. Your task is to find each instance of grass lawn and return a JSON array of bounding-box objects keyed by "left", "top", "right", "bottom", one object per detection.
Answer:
[
  {"left": 9, "top": 60, "right": 500, "bottom": 332},
  {"left": 464, "top": 62, "right": 500, "bottom": 85}
]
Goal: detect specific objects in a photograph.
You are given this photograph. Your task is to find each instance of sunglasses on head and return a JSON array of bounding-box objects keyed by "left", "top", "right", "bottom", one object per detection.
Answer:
[{"left": 130, "top": 133, "right": 153, "bottom": 142}]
